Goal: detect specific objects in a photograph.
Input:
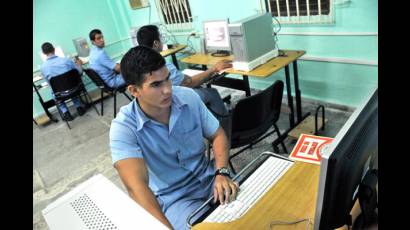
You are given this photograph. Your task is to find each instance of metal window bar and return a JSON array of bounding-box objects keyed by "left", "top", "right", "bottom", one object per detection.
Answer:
[
  {"left": 178, "top": 0, "right": 187, "bottom": 25},
  {"left": 266, "top": 0, "right": 332, "bottom": 24},
  {"left": 169, "top": 0, "right": 179, "bottom": 25},
  {"left": 318, "top": 0, "right": 321, "bottom": 15},
  {"left": 156, "top": 0, "right": 193, "bottom": 31},
  {"left": 285, "top": 0, "right": 290, "bottom": 21}
]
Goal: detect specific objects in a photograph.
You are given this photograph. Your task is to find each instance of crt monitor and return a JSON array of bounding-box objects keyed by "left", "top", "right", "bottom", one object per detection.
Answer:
[
  {"left": 72, "top": 37, "right": 90, "bottom": 57},
  {"left": 203, "top": 19, "right": 231, "bottom": 57},
  {"left": 313, "top": 87, "right": 378, "bottom": 230}
]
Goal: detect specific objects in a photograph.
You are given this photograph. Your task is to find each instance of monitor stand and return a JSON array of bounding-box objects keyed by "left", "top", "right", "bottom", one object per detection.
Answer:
[{"left": 211, "top": 50, "right": 230, "bottom": 57}]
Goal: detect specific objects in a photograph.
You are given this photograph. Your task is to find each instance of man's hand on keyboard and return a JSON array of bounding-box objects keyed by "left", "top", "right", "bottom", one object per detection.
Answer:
[
  {"left": 211, "top": 60, "right": 233, "bottom": 74},
  {"left": 213, "top": 175, "right": 239, "bottom": 205}
]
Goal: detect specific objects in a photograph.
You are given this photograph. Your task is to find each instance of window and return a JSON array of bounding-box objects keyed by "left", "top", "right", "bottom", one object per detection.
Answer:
[
  {"left": 263, "top": 0, "right": 334, "bottom": 24},
  {"left": 155, "top": 0, "right": 193, "bottom": 31}
]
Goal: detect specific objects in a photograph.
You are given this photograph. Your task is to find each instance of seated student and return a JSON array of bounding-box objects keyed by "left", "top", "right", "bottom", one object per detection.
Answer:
[
  {"left": 89, "top": 29, "right": 126, "bottom": 89},
  {"left": 110, "top": 46, "right": 238, "bottom": 230},
  {"left": 40, "top": 42, "right": 86, "bottom": 121},
  {"left": 137, "top": 25, "right": 231, "bottom": 116}
]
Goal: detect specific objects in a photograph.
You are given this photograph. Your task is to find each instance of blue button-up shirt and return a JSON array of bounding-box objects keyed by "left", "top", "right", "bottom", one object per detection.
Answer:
[
  {"left": 40, "top": 55, "right": 82, "bottom": 83},
  {"left": 110, "top": 86, "right": 219, "bottom": 208},
  {"left": 89, "top": 46, "right": 123, "bottom": 88},
  {"left": 166, "top": 62, "right": 184, "bottom": 86}
]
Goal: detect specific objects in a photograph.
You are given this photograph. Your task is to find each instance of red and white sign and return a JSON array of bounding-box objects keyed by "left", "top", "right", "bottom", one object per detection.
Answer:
[{"left": 289, "top": 134, "right": 334, "bottom": 164}]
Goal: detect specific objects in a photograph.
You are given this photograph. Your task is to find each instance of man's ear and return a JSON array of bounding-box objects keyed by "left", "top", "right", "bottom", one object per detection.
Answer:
[{"left": 127, "top": 85, "right": 140, "bottom": 98}]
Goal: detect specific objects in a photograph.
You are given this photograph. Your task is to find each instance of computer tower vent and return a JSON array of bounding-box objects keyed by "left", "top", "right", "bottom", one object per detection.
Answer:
[{"left": 70, "top": 194, "right": 118, "bottom": 230}]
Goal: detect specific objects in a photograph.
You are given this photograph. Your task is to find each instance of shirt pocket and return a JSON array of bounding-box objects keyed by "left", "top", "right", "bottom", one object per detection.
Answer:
[{"left": 176, "top": 124, "right": 206, "bottom": 170}]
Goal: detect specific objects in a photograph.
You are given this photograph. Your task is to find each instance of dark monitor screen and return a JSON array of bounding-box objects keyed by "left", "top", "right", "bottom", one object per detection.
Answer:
[{"left": 313, "top": 87, "right": 378, "bottom": 230}]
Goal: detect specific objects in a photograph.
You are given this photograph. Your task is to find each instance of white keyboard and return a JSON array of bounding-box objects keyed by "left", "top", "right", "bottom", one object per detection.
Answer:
[{"left": 204, "top": 156, "right": 294, "bottom": 223}]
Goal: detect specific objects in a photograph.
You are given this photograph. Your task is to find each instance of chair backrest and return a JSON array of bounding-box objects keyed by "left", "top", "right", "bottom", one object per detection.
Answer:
[
  {"left": 84, "top": 68, "right": 111, "bottom": 90},
  {"left": 230, "top": 80, "right": 284, "bottom": 148},
  {"left": 49, "top": 69, "right": 83, "bottom": 98}
]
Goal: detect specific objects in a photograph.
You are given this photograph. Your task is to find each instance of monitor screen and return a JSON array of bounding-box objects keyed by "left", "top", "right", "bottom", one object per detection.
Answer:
[
  {"left": 313, "top": 87, "right": 378, "bottom": 230},
  {"left": 203, "top": 19, "right": 231, "bottom": 52}
]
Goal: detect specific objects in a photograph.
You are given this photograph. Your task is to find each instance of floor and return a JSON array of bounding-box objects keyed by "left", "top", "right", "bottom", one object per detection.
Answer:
[{"left": 33, "top": 85, "right": 354, "bottom": 230}]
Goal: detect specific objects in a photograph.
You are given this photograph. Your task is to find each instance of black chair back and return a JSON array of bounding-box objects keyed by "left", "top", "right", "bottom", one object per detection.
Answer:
[
  {"left": 84, "top": 68, "right": 110, "bottom": 90},
  {"left": 230, "top": 80, "right": 284, "bottom": 148},
  {"left": 49, "top": 69, "right": 83, "bottom": 99}
]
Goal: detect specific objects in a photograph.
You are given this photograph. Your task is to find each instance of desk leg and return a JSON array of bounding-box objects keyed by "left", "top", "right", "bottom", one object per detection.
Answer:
[
  {"left": 172, "top": 54, "right": 179, "bottom": 69},
  {"left": 284, "top": 66, "right": 295, "bottom": 127},
  {"left": 243, "top": 75, "right": 251, "bottom": 97},
  {"left": 293, "top": 61, "right": 302, "bottom": 122}
]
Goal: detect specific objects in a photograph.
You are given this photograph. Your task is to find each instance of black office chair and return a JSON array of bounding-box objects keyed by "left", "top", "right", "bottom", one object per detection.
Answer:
[
  {"left": 207, "top": 80, "right": 288, "bottom": 174},
  {"left": 84, "top": 68, "right": 132, "bottom": 118},
  {"left": 49, "top": 69, "right": 100, "bottom": 129}
]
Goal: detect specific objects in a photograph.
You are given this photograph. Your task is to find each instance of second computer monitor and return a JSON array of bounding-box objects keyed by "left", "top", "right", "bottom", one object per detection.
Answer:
[{"left": 203, "top": 19, "right": 231, "bottom": 56}]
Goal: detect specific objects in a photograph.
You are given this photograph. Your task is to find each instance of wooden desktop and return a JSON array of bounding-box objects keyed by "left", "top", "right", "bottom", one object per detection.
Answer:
[{"left": 192, "top": 161, "right": 320, "bottom": 230}]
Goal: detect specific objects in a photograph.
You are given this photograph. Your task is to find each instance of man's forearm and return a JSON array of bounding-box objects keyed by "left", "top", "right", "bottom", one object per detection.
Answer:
[
  {"left": 182, "top": 69, "right": 215, "bottom": 88},
  {"left": 128, "top": 185, "right": 173, "bottom": 229},
  {"left": 211, "top": 127, "right": 230, "bottom": 169}
]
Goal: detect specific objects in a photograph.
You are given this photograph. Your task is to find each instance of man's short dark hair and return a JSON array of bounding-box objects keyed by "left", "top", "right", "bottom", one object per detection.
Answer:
[
  {"left": 120, "top": 46, "right": 166, "bottom": 87},
  {"left": 89, "top": 29, "right": 102, "bottom": 41},
  {"left": 137, "top": 25, "right": 160, "bottom": 48},
  {"left": 41, "top": 42, "right": 55, "bottom": 54}
]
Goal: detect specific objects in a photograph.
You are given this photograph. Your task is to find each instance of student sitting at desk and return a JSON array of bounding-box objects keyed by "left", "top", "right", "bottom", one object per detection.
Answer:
[
  {"left": 40, "top": 42, "right": 86, "bottom": 121},
  {"left": 110, "top": 46, "right": 238, "bottom": 230},
  {"left": 137, "top": 25, "right": 231, "bottom": 116},
  {"left": 89, "top": 29, "right": 126, "bottom": 89}
]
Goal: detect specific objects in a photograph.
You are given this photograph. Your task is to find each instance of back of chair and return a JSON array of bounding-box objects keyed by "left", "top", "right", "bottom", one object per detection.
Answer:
[
  {"left": 230, "top": 80, "right": 284, "bottom": 148},
  {"left": 49, "top": 69, "right": 83, "bottom": 98},
  {"left": 84, "top": 68, "right": 110, "bottom": 90}
]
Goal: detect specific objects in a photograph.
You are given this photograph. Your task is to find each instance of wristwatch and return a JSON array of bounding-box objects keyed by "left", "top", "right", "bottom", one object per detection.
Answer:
[{"left": 215, "top": 167, "right": 230, "bottom": 177}]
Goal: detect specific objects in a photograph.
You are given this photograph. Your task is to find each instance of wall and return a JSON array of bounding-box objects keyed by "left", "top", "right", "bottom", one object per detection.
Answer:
[
  {"left": 119, "top": 0, "right": 378, "bottom": 107},
  {"left": 33, "top": 0, "right": 377, "bottom": 117},
  {"left": 33, "top": 0, "right": 131, "bottom": 117}
]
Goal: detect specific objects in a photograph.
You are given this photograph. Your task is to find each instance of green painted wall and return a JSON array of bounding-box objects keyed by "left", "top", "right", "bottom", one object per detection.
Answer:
[
  {"left": 33, "top": 0, "right": 131, "bottom": 117},
  {"left": 34, "top": 0, "right": 377, "bottom": 117},
  {"left": 117, "top": 0, "right": 378, "bottom": 107}
]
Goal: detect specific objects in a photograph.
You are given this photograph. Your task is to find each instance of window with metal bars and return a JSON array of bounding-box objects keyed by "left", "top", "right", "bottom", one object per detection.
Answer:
[
  {"left": 155, "top": 0, "right": 193, "bottom": 30},
  {"left": 264, "top": 0, "right": 333, "bottom": 24}
]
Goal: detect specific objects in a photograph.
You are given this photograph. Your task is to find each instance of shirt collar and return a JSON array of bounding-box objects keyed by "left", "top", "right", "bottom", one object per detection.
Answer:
[
  {"left": 46, "top": 55, "right": 58, "bottom": 60},
  {"left": 133, "top": 90, "right": 188, "bottom": 131}
]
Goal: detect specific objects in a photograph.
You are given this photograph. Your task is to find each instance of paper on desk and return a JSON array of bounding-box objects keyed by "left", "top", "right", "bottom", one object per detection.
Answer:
[
  {"left": 182, "top": 68, "right": 204, "bottom": 77},
  {"left": 289, "top": 134, "right": 334, "bottom": 164},
  {"left": 33, "top": 75, "right": 43, "bottom": 82}
]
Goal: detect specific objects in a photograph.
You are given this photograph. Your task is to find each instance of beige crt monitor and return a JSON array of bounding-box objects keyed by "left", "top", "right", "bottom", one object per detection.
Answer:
[{"left": 42, "top": 174, "right": 168, "bottom": 230}]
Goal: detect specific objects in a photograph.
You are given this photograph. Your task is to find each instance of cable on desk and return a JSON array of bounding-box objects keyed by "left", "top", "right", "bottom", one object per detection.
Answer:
[{"left": 268, "top": 217, "right": 311, "bottom": 230}]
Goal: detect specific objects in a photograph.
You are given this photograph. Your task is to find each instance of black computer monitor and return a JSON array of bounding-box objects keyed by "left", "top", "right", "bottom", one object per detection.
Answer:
[
  {"left": 313, "top": 87, "right": 378, "bottom": 230},
  {"left": 203, "top": 19, "right": 231, "bottom": 57}
]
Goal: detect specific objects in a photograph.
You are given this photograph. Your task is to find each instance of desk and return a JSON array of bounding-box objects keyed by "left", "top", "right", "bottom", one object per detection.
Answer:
[
  {"left": 160, "top": 44, "right": 187, "bottom": 69},
  {"left": 180, "top": 50, "right": 309, "bottom": 133},
  {"left": 33, "top": 79, "right": 58, "bottom": 123},
  {"left": 192, "top": 161, "right": 320, "bottom": 230}
]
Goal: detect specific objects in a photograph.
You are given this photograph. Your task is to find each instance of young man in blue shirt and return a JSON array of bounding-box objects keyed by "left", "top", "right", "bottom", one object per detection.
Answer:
[
  {"left": 137, "top": 25, "right": 231, "bottom": 116},
  {"left": 40, "top": 42, "right": 86, "bottom": 121},
  {"left": 89, "top": 29, "right": 126, "bottom": 89},
  {"left": 110, "top": 46, "right": 238, "bottom": 229}
]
